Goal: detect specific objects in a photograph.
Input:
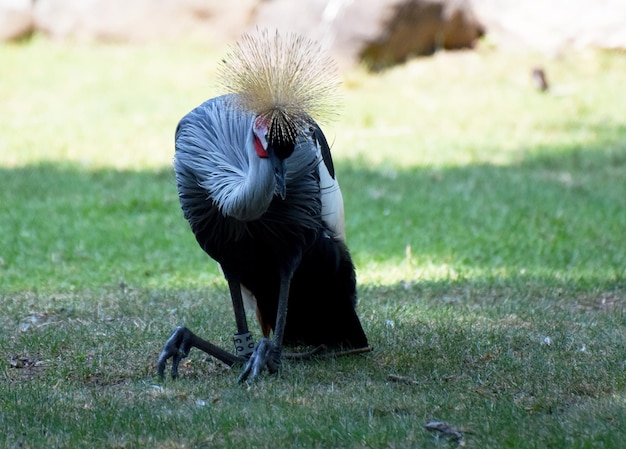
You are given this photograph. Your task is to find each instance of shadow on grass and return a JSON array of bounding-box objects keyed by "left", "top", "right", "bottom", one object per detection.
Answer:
[{"left": 0, "top": 130, "right": 624, "bottom": 292}]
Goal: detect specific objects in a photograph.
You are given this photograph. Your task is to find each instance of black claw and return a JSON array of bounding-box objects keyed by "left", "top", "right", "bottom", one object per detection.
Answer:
[
  {"left": 238, "top": 338, "right": 282, "bottom": 383},
  {"left": 157, "top": 326, "right": 192, "bottom": 379}
]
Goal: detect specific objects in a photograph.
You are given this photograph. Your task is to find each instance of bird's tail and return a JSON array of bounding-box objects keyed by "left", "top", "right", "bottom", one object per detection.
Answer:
[
  {"left": 218, "top": 29, "right": 339, "bottom": 145},
  {"left": 283, "top": 237, "right": 368, "bottom": 349}
]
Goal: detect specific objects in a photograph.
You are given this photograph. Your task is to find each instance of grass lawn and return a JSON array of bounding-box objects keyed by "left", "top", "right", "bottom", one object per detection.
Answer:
[{"left": 1, "top": 38, "right": 625, "bottom": 448}]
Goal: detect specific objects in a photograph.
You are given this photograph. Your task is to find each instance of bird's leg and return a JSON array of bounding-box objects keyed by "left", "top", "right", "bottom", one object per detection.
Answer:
[
  {"left": 226, "top": 277, "right": 256, "bottom": 359},
  {"left": 271, "top": 267, "right": 291, "bottom": 354},
  {"left": 157, "top": 276, "right": 253, "bottom": 380},
  {"left": 157, "top": 326, "right": 245, "bottom": 379},
  {"left": 238, "top": 266, "right": 294, "bottom": 383}
]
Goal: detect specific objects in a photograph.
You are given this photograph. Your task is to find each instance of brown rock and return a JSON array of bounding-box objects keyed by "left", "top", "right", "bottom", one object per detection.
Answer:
[
  {"left": 33, "top": 0, "right": 257, "bottom": 43},
  {"left": 0, "top": 0, "right": 34, "bottom": 41},
  {"left": 252, "top": 0, "right": 484, "bottom": 69},
  {"left": 471, "top": 0, "right": 626, "bottom": 52},
  {"left": 353, "top": 0, "right": 484, "bottom": 68}
]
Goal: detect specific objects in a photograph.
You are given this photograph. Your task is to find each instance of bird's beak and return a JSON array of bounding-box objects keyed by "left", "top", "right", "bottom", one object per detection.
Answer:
[{"left": 269, "top": 149, "right": 287, "bottom": 200}]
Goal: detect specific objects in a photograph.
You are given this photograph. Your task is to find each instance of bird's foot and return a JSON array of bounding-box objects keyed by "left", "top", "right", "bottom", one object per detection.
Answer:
[
  {"left": 157, "top": 326, "right": 243, "bottom": 379},
  {"left": 237, "top": 338, "right": 281, "bottom": 383},
  {"left": 157, "top": 326, "right": 193, "bottom": 379}
]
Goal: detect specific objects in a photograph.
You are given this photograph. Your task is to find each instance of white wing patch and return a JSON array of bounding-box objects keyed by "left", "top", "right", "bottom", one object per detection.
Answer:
[{"left": 317, "top": 142, "right": 346, "bottom": 242}]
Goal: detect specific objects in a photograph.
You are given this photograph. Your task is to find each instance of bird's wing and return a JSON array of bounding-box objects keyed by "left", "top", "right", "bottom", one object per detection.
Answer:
[
  {"left": 313, "top": 125, "right": 335, "bottom": 179},
  {"left": 312, "top": 125, "right": 345, "bottom": 242}
]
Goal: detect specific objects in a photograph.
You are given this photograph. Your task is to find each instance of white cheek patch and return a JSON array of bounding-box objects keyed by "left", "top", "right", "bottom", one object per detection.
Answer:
[{"left": 253, "top": 117, "right": 270, "bottom": 158}]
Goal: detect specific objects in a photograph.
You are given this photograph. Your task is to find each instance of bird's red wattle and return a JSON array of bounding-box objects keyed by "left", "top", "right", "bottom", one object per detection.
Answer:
[{"left": 254, "top": 135, "right": 269, "bottom": 158}]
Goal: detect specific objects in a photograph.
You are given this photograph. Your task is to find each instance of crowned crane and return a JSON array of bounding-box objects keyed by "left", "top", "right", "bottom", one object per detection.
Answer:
[{"left": 157, "top": 31, "right": 369, "bottom": 382}]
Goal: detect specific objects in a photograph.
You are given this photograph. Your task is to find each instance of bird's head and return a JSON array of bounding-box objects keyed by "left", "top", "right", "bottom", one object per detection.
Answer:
[
  {"left": 252, "top": 114, "right": 296, "bottom": 160},
  {"left": 221, "top": 29, "right": 339, "bottom": 199}
]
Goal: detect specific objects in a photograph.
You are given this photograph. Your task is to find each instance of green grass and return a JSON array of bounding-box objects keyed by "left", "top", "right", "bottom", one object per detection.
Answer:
[{"left": 1, "top": 39, "right": 625, "bottom": 448}]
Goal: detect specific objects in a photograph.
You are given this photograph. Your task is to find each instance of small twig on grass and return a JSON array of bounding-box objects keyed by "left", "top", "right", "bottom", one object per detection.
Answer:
[
  {"left": 284, "top": 345, "right": 373, "bottom": 360},
  {"left": 425, "top": 421, "right": 467, "bottom": 447},
  {"left": 387, "top": 374, "right": 422, "bottom": 385}
]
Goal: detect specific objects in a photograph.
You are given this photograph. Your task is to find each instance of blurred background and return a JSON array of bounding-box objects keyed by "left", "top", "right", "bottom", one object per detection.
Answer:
[{"left": 2, "top": 0, "right": 626, "bottom": 64}]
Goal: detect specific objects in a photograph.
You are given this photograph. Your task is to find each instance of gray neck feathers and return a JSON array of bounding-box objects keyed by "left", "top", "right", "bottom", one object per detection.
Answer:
[{"left": 175, "top": 96, "right": 276, "bottom": 222}]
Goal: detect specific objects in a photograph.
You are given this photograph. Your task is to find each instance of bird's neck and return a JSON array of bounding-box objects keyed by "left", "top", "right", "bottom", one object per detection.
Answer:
[{"left": 216, "top": 136, "right": 276, "bottom": 222}]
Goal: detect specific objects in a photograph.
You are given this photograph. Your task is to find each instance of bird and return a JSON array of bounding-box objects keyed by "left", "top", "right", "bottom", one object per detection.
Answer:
[
  {"left": 532, "top": 67, "right": 549, "bottom": 92},
  {"left": 157, "top": 30, "right": 369, "bottom": 382}
]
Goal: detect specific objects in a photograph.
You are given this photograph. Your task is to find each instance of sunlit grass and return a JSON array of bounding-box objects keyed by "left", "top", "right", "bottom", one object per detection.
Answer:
[{"left": 0, "top": 38, "right": 221, "bottom": 169}]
